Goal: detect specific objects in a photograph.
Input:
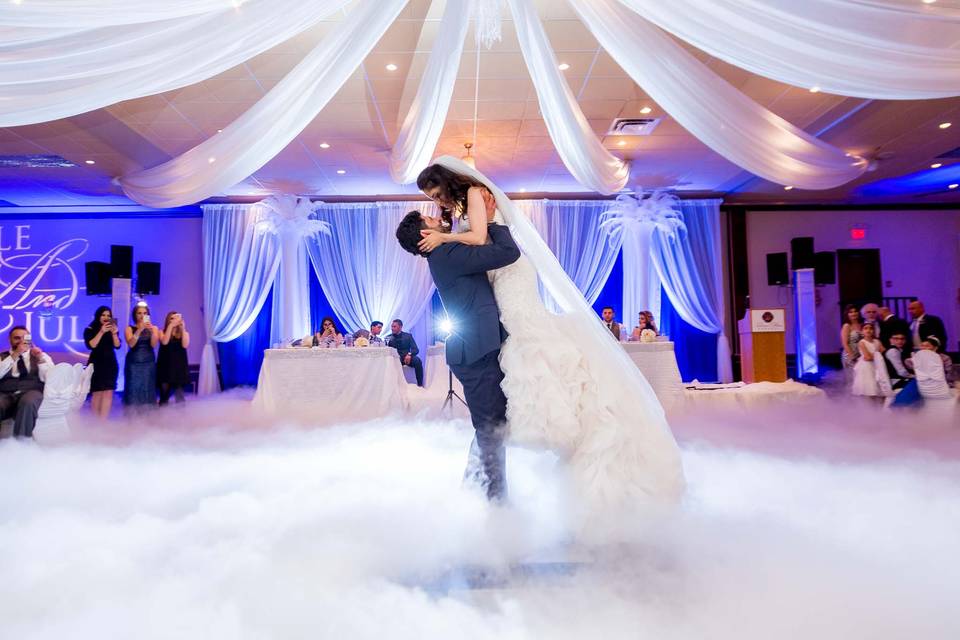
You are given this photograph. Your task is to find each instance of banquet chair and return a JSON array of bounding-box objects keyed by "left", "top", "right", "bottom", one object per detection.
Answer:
[{"left": 34, "top": 363, "right": 94, "bottom": 443}]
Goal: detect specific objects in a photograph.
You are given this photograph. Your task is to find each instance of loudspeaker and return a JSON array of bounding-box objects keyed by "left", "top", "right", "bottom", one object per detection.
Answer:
[
  {"left": 110, "top": 244, "right": 133, "bottom": 278},
  {"left": 790, "top": 236, "right": 815, "bottom": 270},
  {"left": 814, "top": 251, "right": 836, "bottom": 285},
  {"left": 136, "top": 261, "right": 161, "bottom": 295},
  {"left": 85, "top": 261, "right": 112, "bottom": 295},
  {"left": 766, "top": 252, "right": 789, "bottom": 286}
]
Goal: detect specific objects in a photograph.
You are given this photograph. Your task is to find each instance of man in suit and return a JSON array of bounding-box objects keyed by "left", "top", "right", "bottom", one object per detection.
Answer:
[
  {"left": 601, "top": 306, "right": 621, "bottom": 341},
  {"left": 878, "top": 307, "right": 911, "bottom": 352},
  {"left": 907, "top": 300, "right": 948, "bottom": 351},
  {"left": 384, "top": 319, "right": 423, "bottom": 386},
  {"left": 396, "top": 210, "right": 520, "bottom": 501},
  {"left": 883, "top": 332, "right": 913, "bottom": 390},
  {"left": 0, "top": 326, "right": 54, "bottom": 438}
]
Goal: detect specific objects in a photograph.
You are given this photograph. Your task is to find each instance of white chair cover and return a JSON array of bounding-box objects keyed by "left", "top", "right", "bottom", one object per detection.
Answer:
[
  {"left": 912, "top": 350, "right": 953, "bottom": 400},
  {"left": 35, "top": 363, "right": 92, "bottom": 443}
]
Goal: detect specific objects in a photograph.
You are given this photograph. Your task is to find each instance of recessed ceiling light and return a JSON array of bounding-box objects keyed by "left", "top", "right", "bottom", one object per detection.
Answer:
[
  {"left": 217, "top": 129, "right": 223, "bottom": 133},
  {"left": 784, "top": 185, "right": 794, "bottom": 191},
  {"left": 519, "top": 188, "right": 527, "bottom": 193},
  {"left": 809, "top": 86, "right": 821, "bottom": 93},
  {"left": 923, "top": 0, "right": 937, "bottom": 4},
  {"left": 319, "top": 142, "right": 330, "bottom": 149},
  {"left": 617, "top": 140, "right": 626, "bottom": 146},
  {"left": 639, "top": 106, "right": 652, "bottom": 115},
  {"left": 385, "top": 63, "right": 398, "bottom": 71},
  {"left": 208, "top": 157, "right": 216, "bottom": 164},
  {"left": 558, "top": 63, "right": 570, "bottom": 71},
  {"left": 931, "top": 162, "right": 943, "bottom": 168},
  {"left": 939, "top": 122, "right": 952, "bottom": 129},
  {"left": 949, "top": 183, "right": 959, "bottom": 189},
  {"left": 336, "top": 169, "right": 346, "bottom": 175},
  {"left": 84, "top": 160, "right": 96, "bottom": 165}
]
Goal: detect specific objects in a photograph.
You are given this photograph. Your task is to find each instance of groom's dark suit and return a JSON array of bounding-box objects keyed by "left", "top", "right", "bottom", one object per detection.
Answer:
[{"left": 427, "top": 223, "right": 520, "bottom": 501}]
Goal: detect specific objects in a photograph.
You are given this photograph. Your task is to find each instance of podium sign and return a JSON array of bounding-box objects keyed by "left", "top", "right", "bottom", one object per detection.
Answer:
[{"left": 738, "top": 308, "right": 787, "bottom": 383}]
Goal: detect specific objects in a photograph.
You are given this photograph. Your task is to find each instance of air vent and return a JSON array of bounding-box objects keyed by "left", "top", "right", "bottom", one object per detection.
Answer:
[
  {"left": 936, "top": 146, "right": 960, "bottom": 159},
  {"left": 608, "top": 117, "right": 661, "bottom": 136},
  {"left": 0, "top": 155, "right": 77, "bottom": 168}
]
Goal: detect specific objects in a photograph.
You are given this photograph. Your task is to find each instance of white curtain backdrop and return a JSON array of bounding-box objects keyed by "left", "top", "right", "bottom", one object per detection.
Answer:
[
  {"left": 571, "top": 0, "right": 867, "bottom": 190},
  {"left": 517, "top": 199, "right": 624, "bottom": 314},
  {"left": 651, "top": 199, "right": 733, "bottom": 383},
  {"left": 306, "top": 201, "right": 438, "bottom": 349},
  {"left": 507, "top": 0, "right": 629, "bottom": 194},
  {"left": 118, "top": 0, "right": 408, "bottom": 207},
  {"left": 199, "top": 203, "right": 281, "bottom": 395},
  {"left": 389, "top": 0, "right": 471, "bottom": 184},
  {"left": 0, "top": 1, "right": 351, "bottom": 127},
  {"left": 622, "top": 226, "right": 662, "bottom": 334},
  {"left": 619, "top": 0, "right": 960, "bottom": 100}
]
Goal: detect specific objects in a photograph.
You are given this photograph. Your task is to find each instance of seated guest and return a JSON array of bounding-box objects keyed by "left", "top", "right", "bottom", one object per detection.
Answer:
[
  {"left": 631, "top": 310, "right": 659, "bottom": 340},
  {"left": 908, "top": 300, "right": 948, "bottom": 352},
  {"left": 883, "top": 332, "right": 913, "bottom": 390},
  {"left": 0, "top": 326, "right": 54, "bottom": 438},
  {"left": 878, "top": 306, "right": 911, "bottom": 352},
  {"left": 385, "top": 319, "right": 423, "bottom": 386},
  {"left": 600, "top": 306, "right": 621, "bottom": 340},
  {"left": 906, "top": 336, "right": 956, "bottom": 386},
  {"left": 314, "top": 316, "right": 343, "bottom": 348},
  {"left": 352, "top": 321, "right": 385, "bottom": 344}
]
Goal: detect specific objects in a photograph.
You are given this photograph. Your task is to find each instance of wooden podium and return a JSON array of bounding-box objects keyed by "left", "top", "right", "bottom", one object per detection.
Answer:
[{"left": 738, "top": 308, "right": 787, "bottom": 383}]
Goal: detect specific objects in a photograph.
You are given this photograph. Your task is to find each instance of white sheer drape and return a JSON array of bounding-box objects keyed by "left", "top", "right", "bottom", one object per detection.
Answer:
[
  {"left": 518, "top": 199, "right": 624, "bottom": 313},
  {"left": 507, "top": 0, "right": 629, "bottom": 194},
  {"left": 390, "top": 0, "right": 470, "bottom": 184},
  {"left": 621, "top": 227, "right": 662, "bottom": 333},
  {"left": 306, "top": 202, "right": 437, "bottom": 346},
  {"left": 651, "top": 199, "right": 733, "bottom": 383},
  {"left": 0, "top": 1, "right": 253, "bottom": 28},
  {"left": 199, "top": 203, "right": 281, "bottom": 395},
  {"left": 619, "top": 0, "right": 960, "bottom": 100},
  {"left": 571, "top": 0, "right": 867, "bottom": 190},
  {"left": 0, "top": 1, "right": 351, "bottom": 127},
  {"left": 118, "top": 0, "right": 408, "bottom": 207}
]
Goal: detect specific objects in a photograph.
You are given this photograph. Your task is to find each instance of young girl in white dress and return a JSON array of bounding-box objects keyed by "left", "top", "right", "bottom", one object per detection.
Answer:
[{"left": 852, "top": 322, "right": 887, "bottom": 398}]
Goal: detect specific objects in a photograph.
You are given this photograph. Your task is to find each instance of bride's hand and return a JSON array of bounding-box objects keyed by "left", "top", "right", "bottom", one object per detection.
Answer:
[
  {"left": 418, "top": 229, "right": 445, "bottom": 253},
  {"left": 482, "top": 189, "right": 497, "bottom": 222}
]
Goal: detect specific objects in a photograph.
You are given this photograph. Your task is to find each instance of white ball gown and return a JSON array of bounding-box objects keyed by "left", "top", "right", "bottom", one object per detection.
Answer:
[{"left": 439, "top": 155, "right": 685, "bottom": 516}]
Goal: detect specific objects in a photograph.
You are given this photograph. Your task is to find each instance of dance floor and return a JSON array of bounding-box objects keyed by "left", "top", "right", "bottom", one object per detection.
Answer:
[{"left": 1, "top": 394, "right": 958, "bottom": 639}]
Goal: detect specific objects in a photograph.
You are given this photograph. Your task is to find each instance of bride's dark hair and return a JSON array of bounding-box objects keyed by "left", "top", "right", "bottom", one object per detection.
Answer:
[{"left": 416, "top": 164, "right": 487, "bottom": 230}]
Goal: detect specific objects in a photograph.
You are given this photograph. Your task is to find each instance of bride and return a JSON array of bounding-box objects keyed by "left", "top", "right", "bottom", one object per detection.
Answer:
[{"left": 414, "top": 156, "right": 685, "bottom": 513}]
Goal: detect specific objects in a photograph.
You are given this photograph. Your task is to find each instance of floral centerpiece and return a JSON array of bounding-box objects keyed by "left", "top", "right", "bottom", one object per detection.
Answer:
[
  {"left": 640, "top": 329, "right": 657, "bottom": 343},
  {"left": 354, "top": 336, "right": 370, "bottom": 348}
]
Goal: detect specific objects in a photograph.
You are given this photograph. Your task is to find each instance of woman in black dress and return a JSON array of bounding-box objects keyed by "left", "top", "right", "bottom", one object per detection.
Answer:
[
  {"left": 124, "top": 302, "right": 160, "bottom": 411},
  {"left": 84, "top": 305, "right": 121, "bottom": 419},
  {"left": 157, "top": 310, "right": 191, "bottom": 405}
]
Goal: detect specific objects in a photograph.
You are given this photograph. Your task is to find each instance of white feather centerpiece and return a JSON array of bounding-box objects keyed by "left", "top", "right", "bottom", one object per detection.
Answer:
[
  {"left": 254, "top": 194, "right": 331, "bottom": 238},
  {"left": 598, "top": 192, "right": 686, "bottom": 240},
  {"left": 471, "top": 0, "right": 504, "bottom": 49}
]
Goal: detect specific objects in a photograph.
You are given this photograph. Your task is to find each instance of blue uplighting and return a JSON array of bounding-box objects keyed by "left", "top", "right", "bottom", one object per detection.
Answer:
[{"left": 858, "top": 164, "right": 960, "bottom": 197}]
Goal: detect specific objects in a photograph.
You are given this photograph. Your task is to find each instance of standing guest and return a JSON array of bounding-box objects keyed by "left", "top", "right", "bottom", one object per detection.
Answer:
[
  {"left": 157, "top": 311, "right": 191, "bottom": 405},
  {"left": 861, "top": 302, "right": 880, "bottom": 338},
  {"left": 883, "top": 332, "right": 913, "bottom": 390},
  {"left": 314, "top": 316, "right": 343, "bottom": 348},
  {"left": 906, "top": 336, "right": 957, "bottom": 386},
  {"left": 907, "top": 300, "right": 948, "bottom": 351},
  {"left": 368, "top": 321, "right": 384, "bottom": 345},
  {"left": 878, "top": 306, "right": 911, "bottom": 352},
  {"left": 0, "top": 326, "right": 54, "bottom": 438},
  {"left": 851, "top": 322, "right": 885, "bottom": 399},
  {"left": 601, "top": 306, "right": 621, "bottom": 340},
  {"left": 84, "top": 306, "right": 121, "bottom": 419},
  {"left": 124, "top": 302, "right": 159, "bottom": 411},
  {"left": 385, "top": 319, "right": 423, "bottom": 386},
  {"left": 840, "top": 304, "right": 864, "bottom": 379}
]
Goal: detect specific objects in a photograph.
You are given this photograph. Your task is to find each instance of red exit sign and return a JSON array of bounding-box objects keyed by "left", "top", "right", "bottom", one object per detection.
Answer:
[{"left": 850, "top": 227, "right": 866, "bottom": 240}]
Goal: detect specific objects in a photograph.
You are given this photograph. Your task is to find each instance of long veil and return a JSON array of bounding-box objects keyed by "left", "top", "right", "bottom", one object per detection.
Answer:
[{"left": 433, "top": 155, "right": 685, "bottom": 506}]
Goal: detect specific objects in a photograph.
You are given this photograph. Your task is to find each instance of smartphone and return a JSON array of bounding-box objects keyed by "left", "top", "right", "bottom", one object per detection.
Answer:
[
  {"left": 23, "top": 333, "right": 32, "bottom": 347},
  {"left": 143, "top": 314, "right": 151, "bottom": 325}
]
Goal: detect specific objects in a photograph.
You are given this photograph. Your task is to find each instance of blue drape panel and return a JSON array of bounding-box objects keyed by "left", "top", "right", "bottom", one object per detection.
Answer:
[
  {"left": 218, "top": 289, "right": 273, "bottom": 389},
  {"left": 660, "top": 288, "right": 718, "bottom": 382}
]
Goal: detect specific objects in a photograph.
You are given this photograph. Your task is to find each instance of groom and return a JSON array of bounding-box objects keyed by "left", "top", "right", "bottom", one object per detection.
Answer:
[{"left": 396, "top": 211, "right": 520, "bottom": 501}]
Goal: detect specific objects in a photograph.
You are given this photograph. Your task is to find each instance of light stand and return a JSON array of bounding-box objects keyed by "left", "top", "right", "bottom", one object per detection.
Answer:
[{"left": 442, "top": 366, "right": 467, "bottom": 414}]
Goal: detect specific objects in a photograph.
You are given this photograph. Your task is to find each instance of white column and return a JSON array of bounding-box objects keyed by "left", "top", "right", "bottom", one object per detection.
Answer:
[{"left": 793, "top": 267, "right": 818, "bottom": 377}]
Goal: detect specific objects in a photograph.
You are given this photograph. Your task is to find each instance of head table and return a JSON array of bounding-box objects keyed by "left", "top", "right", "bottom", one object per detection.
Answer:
[{"left": 253, "top": 346, "right": 410, "bottom": 423}]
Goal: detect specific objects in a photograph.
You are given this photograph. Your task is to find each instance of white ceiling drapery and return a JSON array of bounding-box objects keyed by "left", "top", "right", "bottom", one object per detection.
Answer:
[{"left": 0, "top": 0, "right": 254, "bottom": 29}]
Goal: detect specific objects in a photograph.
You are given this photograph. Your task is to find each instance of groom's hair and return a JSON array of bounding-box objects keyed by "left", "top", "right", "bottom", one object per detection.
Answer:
[{"left": 396, "top": 211, "right": 427, "bottom": 256}]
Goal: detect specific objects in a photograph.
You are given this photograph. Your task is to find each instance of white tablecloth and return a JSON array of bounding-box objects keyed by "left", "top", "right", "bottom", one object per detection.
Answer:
[
  {"left": 622, "top": 341, "right": 685, "bottom": 412},
  {"left": 682, "top": 380, "right": 826, "bottom": 412},
  {"left": 253, "top": 347, "right": 410, "bottom": 422}
]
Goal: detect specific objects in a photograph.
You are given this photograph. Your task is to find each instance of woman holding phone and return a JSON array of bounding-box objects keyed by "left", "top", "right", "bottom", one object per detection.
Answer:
[
  {"left": 157, "top": 310, "right": 191, "bottom": 405},
  {"left": 84, "top": 305, "right": 121, "bottom": 418},
  {"left": 124, "top": 301, "right": 160, "bottom": 410}
]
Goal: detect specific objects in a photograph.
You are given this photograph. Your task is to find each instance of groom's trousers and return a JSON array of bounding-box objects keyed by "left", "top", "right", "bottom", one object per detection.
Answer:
[{"left": 449, "top": 349, "right": 508, "bottom": 502}]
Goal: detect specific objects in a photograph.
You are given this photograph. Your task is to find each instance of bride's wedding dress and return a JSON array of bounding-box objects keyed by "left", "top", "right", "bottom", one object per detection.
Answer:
[{"left": 437, "top": 156, "right": 685, "bottom": 513}]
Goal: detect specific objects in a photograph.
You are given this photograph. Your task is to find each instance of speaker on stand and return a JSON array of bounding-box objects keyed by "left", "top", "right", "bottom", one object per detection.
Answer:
[
  {"left": 766, "top": 252, "right": 789, "bottom": 286},
  {"left": 135, "top": 262, "right": 161, "bottom": 296}
]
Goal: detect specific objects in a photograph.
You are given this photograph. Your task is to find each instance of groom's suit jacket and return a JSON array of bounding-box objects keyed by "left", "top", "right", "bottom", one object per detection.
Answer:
[{"left": 427, "top": 224, "right": 521, "bottom": 367}]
